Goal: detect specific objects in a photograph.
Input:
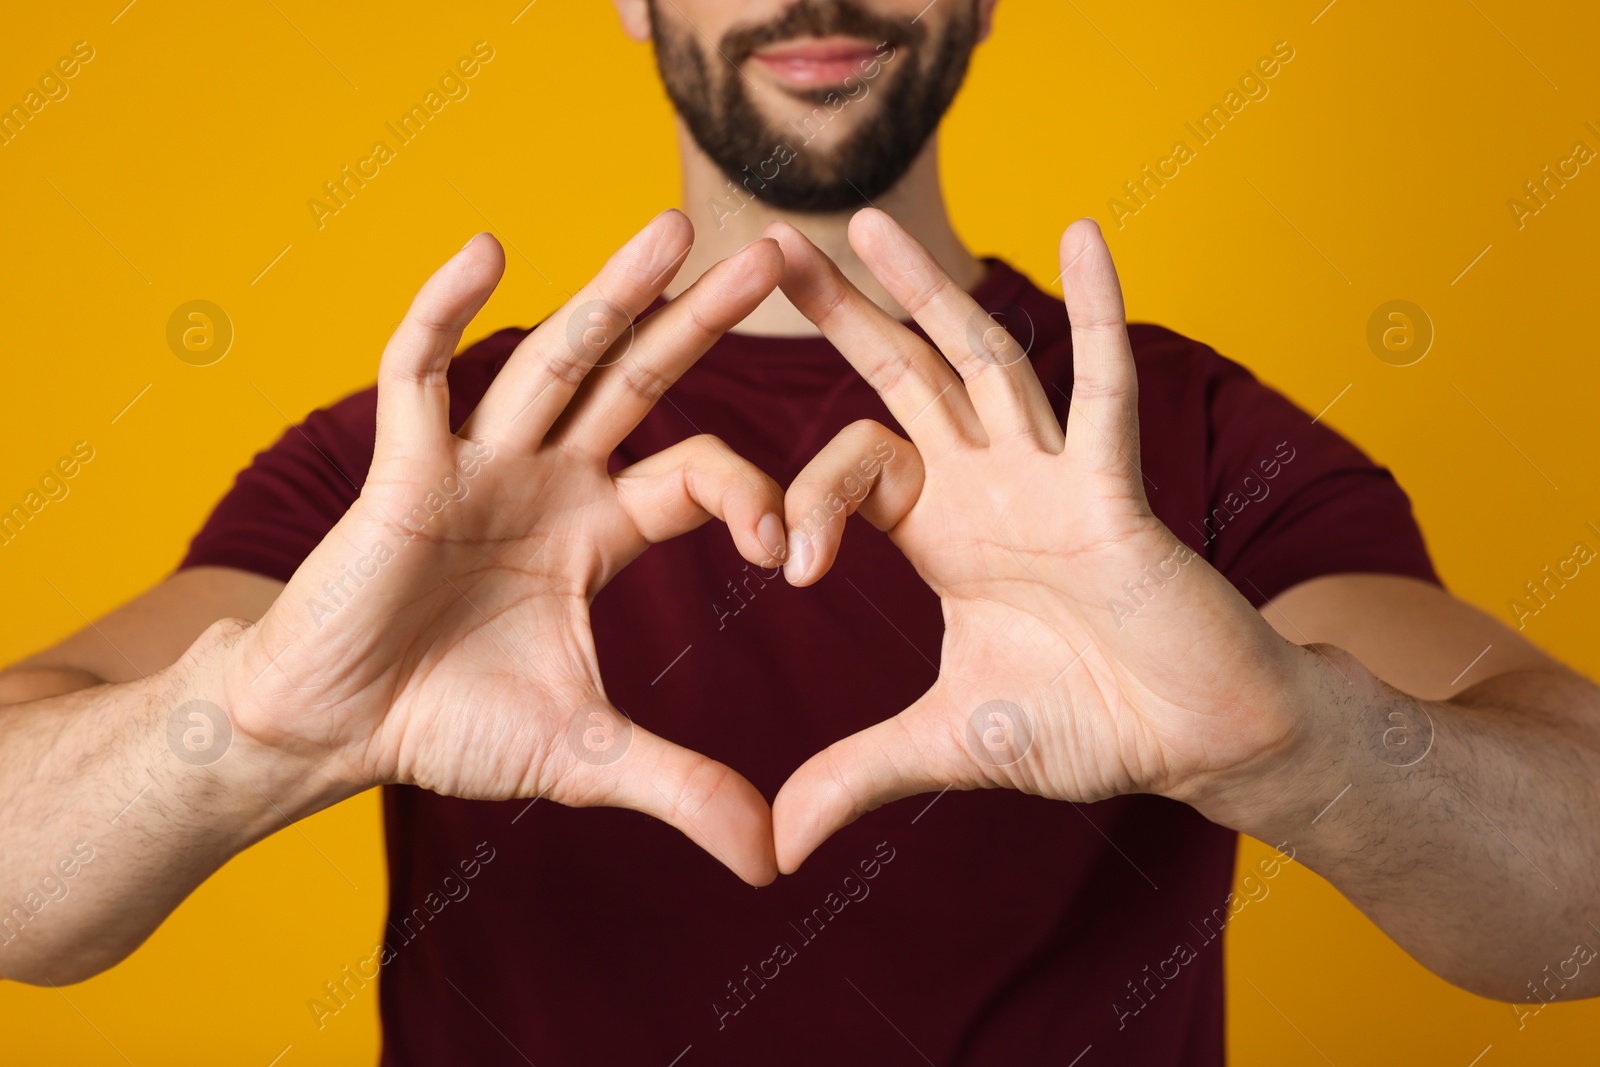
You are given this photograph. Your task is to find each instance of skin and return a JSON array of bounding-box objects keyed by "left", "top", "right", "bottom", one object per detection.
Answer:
[{"left": 0, "top": 0, "right": 1595, "bottom": 1009}]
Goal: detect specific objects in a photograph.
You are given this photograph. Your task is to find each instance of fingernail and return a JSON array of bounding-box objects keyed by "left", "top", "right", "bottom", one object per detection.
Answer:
[
  {"left": 785, "top": 530, "right": 813, "bottom": 584},
  {"left": 461, "top": 232, "right": 488, "bottom": 250},
  {"left": 758, "top": 513, "right": 787, "bottom": 563}
]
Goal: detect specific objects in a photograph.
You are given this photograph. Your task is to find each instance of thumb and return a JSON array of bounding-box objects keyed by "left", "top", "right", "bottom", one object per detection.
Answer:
[
  {"left": 562, "top": 699, "right": 778, "bottom": 886},
  {"left": 772, "top": 689, "right": 989, "bottom": 873}
]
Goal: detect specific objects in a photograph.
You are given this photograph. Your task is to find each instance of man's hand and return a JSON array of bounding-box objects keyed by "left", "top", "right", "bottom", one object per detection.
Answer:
[
  {"left": 0, "top": 212, "right": 792, "bottom": 984},
  {"left": 763, "top": 211, "right": 1600, "bottom": 1002},
  {"left": 229, "top": 212, "right": 787, "bottom": 885},
  {"left": 765, "top": 210, "right": 1309, "bottom": 872}
]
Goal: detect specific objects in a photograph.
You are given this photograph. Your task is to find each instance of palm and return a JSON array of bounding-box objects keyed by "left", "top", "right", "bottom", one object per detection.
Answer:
[
  {"left": 361, "top": 460, "right": 696, "bottom": 803},
  {"left": 766, "top": 212, "right": 1299, "bottom": 872},
  {"left": 894, "top": 453, "right": 1163, "bottom": 801},
  {"left": 230, "top": 215, "right": 789, "bottom": 885}
]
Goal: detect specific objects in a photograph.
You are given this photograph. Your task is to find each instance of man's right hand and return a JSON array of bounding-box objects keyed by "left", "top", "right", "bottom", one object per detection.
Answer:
[
  {"left": 0, "top": 212, "right": 785, "bottom": 985},
  {"left": 223, "top": 212, "right": 786, "bottom": 885}
]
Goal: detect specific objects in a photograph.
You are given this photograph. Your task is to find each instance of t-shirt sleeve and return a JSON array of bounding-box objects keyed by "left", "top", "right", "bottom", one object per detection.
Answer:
[
  {"left": 1198, "top": 355, "right": 1439, "bottom": 607},
  {"left": 177, "top": 386, "right": 378, "bottom": 584}
]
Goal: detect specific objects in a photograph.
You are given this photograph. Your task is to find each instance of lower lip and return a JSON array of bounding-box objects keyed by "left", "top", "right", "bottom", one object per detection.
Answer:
[{"left": 751, "top": 49, "right": 881, "bottom": 87}]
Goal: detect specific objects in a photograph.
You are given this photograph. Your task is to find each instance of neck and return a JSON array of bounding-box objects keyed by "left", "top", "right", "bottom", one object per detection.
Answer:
[{"left": 667, "top": 120, "right": 986, "bottom": 336}]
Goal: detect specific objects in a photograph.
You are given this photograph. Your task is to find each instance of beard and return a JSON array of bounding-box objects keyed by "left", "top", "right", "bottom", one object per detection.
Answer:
[{"left": 649, "top": 0, "right": 980, "bottom": 212}]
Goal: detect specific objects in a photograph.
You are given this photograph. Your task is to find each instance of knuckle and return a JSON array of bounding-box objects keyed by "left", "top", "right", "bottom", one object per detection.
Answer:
[
  {"left": 898, "top": 269, "right": 950, "bottom": 317},
  {"left": 844, "top": 417, "right": 890, "bottom": 440},
  {"left": 542, "top": 344, "right": 592, "bottom": 386},
  {"left": 863, "top": 351, "right": 917, "bottom": 397},
  {"left": 690, "top": 432, "right": 729, "bottom": 455},
  {"left": 406, "top": 297, "right": 462, "bottom": 335},
  {"left": 786, "top": 473, "right": 833, "bottom": 507},
  {"left": 602, "top": 240, "right": 661, "bottom": 289},
  {"left": 671, "top": 758, "right": 733, "bottom": 823},
  {"left": 682, "top": 297, "right": 723, "bottom": 341},
  {"left": 819, "top": 750, "right": 861, "bottom": 811},
  {"left": 617, "top": 357, "right": 672, "bottom": 402},
  {"left": 809, "top": 279, "right": 850, "bottom": 324},
  {"left": 1071, "top": 315, "right": 1128, "bottom": 333},
  {"left": 620, "top": 257, "right": 659, "bottom": 285},
  {"left": 818, "top": 745, "right": 877, "bottom": 817},
  {"left": 382, "top": 356, "right": 448, "bottom": 390},
  {"left": 1069, "top": 378, "right": 1133, "bottom": 403},
  {"left": 685, "top": 435, "right": 739, "bottom": 482}
]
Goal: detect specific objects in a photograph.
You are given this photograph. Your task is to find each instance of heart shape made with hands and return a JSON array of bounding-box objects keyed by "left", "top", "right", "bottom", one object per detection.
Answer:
[{"left": 246, "top": 207, "right": 1296, "bottom": 892}]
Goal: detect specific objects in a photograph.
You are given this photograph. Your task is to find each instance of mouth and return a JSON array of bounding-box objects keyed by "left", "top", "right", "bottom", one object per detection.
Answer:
[{"left": 749, "top": 36, "right": 886, "bottom": 88}]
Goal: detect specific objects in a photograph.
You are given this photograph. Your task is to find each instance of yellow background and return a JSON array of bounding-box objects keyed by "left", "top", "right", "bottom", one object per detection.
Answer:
[{"left": 2, "top": 0, "right": 1597, "bottom": 1062}]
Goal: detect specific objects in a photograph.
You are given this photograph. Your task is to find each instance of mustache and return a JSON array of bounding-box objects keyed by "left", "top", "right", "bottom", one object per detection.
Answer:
[{"left": 720, "top": 0, "right": 925, "bottom": 65}]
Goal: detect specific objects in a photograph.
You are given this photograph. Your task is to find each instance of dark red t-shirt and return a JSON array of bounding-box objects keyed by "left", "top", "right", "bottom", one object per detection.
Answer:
[{"left": 181, "top": 259, "right": 1436, "bottom": 1066}]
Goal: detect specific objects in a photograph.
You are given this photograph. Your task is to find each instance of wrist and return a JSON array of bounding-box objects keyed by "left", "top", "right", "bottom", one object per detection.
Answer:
[
  {"left": 1167, "top": 642, "right": 1363, "bottom": 835},
  {"left": 171, "top": 619, "right": 365, "bottom": 831}
]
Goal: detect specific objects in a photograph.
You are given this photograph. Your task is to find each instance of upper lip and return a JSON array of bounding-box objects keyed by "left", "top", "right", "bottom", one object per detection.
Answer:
[{"left": 750, "top": 36, "right": 883, "bottom": 61}]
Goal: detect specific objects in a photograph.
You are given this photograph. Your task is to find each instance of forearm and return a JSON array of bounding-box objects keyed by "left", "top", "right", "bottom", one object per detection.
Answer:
[
  {"left": 0, "top": 620, "right": 352, "bottom": 984},
  {"left": 1186, "top": 646, "right": 1600, "bottom": 1001}
]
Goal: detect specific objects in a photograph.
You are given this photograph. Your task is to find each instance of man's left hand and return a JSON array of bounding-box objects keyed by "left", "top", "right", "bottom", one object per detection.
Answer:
[{"left": 764, "top": 210, "right": 1318, "bottom": 872}]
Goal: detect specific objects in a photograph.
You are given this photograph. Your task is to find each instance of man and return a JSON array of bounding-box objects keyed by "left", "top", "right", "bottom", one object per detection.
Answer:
[{"left": 2, "top": 1, "right": 1596, "bottom": 1064}]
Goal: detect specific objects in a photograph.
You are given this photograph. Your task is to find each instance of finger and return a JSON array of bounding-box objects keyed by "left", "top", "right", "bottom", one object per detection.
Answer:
[
  {"left": 771, "top": 691, "right": 976, "bottom": 874},
  {"left": 613, "top": 434, "right": 788, "bottom": 569},
  {"left": 565, "top": 702, "right": 777, "bottom": 886},
  {"left": 1059, "top": 219, "right": 1143, "bottom": 485},
  {"left": 460, "top": 210, "right": 695, "bottom": 451},
  {"left": 849, "top": 209, "right": 1064, "bottom": 451},
  {"left": 374, "top": 233, "right": 506, "bottom": 463},
  {"left": 782, "top": 420, "right": 922, "bottom": 586},
  {"left": 548, "top": 239, "right": 785, "bottom": 455},
  {"left": 764, "top": 220, "right": 983, "bottom": 453}
]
